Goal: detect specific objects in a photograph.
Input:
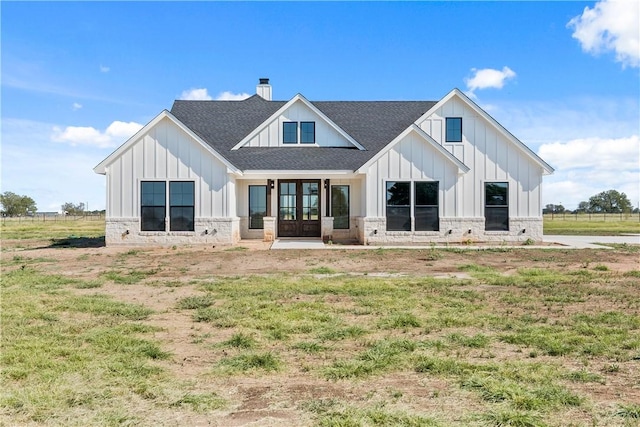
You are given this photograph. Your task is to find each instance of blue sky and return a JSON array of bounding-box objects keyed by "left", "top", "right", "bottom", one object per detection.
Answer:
[{"left": 2, "top": 1, "right": 639, "bottom": 212}]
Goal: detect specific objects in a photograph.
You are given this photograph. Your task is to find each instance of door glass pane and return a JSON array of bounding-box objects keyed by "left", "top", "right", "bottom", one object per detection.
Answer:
[
  {"left": 302, "top": 182, "right": 319, "bottom": 220},
  {"left": 279, "top": 182, "right": 296, "bottom": 220}
]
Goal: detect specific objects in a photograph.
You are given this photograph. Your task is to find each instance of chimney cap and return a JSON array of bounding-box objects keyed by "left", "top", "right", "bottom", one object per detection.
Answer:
[{"left": 259, "top": 78, "right": 270, "bottom": 85}]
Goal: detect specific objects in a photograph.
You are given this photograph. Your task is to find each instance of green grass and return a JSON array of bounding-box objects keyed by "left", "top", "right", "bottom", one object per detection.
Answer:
[
  {"left": 217, "top": 352, "right": 281, "bottom": 373},
  {"left": 176, "top": 294, "right": 215, "bottom": 309},
  {"left": 0, "top": 267, "right": 177, "bottom": 425},
  {"left": 0, "top": 218, "right": 105, "bottom": 240},
  {"left": 543, "top": 215, "right": 640, "bottom": 235},
  {"left": 302, "top": 399, "right": 442, "bottom": 426}
]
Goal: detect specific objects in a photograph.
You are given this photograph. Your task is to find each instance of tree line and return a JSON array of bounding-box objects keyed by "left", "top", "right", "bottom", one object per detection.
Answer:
[
  {"left": 1, "top": 192, "right": 104, "bottom": 216},
  {"left": 543, "top": 190, "right": 637, "bottom": 214}
]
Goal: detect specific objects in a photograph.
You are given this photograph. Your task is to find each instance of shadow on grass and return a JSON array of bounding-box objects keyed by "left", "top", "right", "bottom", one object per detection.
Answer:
[{"left": 47, "top": 236, "right": 106, "bottom": 248}]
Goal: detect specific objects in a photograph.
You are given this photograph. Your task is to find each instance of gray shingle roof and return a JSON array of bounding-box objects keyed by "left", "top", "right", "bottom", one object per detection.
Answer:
[{"left": 170, "top": 95, "right": 436, "bottom": 171}]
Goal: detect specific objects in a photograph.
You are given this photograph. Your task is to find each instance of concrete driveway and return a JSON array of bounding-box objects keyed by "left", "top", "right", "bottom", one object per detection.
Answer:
[
  {"left": 542, "top": 234, "right": 640, "bottom": 249},
  {"left": 270, "top": 235, "right": 640, "bottom": 250}
]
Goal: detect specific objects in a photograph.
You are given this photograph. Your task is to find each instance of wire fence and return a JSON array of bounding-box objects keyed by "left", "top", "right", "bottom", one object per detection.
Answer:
[
  {"left": 1, "top": 214, "right": 105, "bottom": 223},
  {"left": 543, "top": 212, "right": 640, "bottom": 222}
]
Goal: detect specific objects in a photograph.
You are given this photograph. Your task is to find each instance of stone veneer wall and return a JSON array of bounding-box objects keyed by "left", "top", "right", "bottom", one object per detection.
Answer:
[
  {"left": 105, "top": 217, "right": 240, "bottom": 246},
  {"left": 360, "top": 217, "right": 542, "bottom": 245}
]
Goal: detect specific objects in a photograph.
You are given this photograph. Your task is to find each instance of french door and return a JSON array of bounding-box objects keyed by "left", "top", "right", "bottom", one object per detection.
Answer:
[{"left": 278, "top": 180, "right": 321, "bottom": 237}]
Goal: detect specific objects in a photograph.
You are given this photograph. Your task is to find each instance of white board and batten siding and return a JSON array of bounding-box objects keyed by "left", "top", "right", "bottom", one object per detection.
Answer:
[
  {"left": 243, "top": 101, "right": 353, "bottom": 148},
  {"left": 105, "top": 117, "right": 233, "bottom": 219},
  {"left": 417, "top": 96, "right": 543, "bottom": 218},
  {"left": 364, "top": 129, "right": 460, "bottom": 217}
]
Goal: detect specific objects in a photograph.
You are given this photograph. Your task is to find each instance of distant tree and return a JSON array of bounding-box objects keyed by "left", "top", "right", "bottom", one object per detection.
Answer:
[
  {"left": 543, "top": 204, "right": 566, "bottom": 214},
  {"left": 575, "top": 201, "right": 590, "bottom": 214},
  {"left": 0, "top": 191, "right": 37, "bottom": 216},
  {"left": 61, "top": 202, "right": 85, "bottom": 216},
  {"left": 587, "top": 190, "right": 632, "bottom": 213}
]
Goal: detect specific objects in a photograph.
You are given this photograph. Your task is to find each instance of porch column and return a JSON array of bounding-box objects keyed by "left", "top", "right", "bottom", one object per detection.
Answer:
[
  {"left": 263, "top": 217, "right": 276, "bottom": 242},
  {"left": 321, "top": 216, "right": 334, "bottom": 243}
]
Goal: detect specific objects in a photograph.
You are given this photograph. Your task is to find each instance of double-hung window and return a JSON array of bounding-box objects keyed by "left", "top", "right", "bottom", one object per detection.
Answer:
[
  {"left": 140, "top": 181, "right": 194, "bottom": 232},
  {"left": 169, "top": 182, "right": 194, "bottom": 231},
  {"left": 445, "top": 117, "right": 462, "bottom": 142},
  {"left": 141, "top": 181, "right": 166, "bottom": 231},
  {"left": 415, "top": 182, "right": 439, "bottom": 231},
  {"left": 283, "top": 122, "right": 298, "bottom": 144},
  {"left": 485, "top": 182, "right": 509, "bottom": 231},
  {"left": 300, "top": 122, "right": 315, "bottom": 144},
  {"left": 386, "top": 181, "right": 411, "bottom": 231},
  {"left": 249, "top": 185, "right": 267, "bottom": 229},
  {"left": 331, "top": 185, "right": 349, "bottom": 229}
]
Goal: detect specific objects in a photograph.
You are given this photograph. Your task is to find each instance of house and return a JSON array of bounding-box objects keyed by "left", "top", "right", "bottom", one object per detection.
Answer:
[{"left": 94, "top": 78, "right": 553, "bottom": 246}]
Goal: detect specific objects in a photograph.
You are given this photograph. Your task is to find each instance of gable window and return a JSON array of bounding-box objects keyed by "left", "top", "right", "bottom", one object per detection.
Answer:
[
  {"left": 141, "top": 181, "right": 166, "bottom": 231},
  {"left": 445, "top": 117, "right": 462, "bottom": 142},
  {"left": 415, "top": 182, "right": 439, "bottom": 231},
  {"left": 485, "top": 182, "right": 509, "bottom": 231},
  {"left": 169, "top": 182, "right": 194, "bottom": 231},
  {"left": 249, "top": 185, "right": 267, "bottom": 229},
  {"left": 300, "top": 122, "right": 315, "bottom": 144},
  {"left": 331, "top": 185, "right": 349, "bottom": 229},
  {"left": 386, "top": 181, "right": 411, "bottom": 231},
  {"left": 283, "top": 122, "right": 298, "bottom": 144}
]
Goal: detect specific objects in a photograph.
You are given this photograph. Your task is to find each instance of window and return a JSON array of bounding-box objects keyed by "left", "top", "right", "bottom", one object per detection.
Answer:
[
  {"left": 283, "top": 122, "right": 297, "bottom": 144},
  {"left": 249, "top": 185, "right": 267, "bottom": 229},
  {"left": 415, "top": 182, "right": 439, "bottom": 231},
  {"left": 169, "top": 182, "right": 194, "bottom": 231},
  {"left": 445, "top": 117, "right": 462, "bottom": 142},
  {"left": 485, "top": 182, "right": 509, "bottom": 231},
  {"left": 386, "top": 181, "right": 411, "bottom": 231},
  {"left": 331, "top": 185, "right": 349, "bottom": 229},
  {"left": 300, "top": 122, "right": 315, "bottom": 144},
  {"left": 141, "top": 181, "right": 166, "bottom": 231},
  {"left": 283, "top": 121, "right": 316, "bottom": 144}
]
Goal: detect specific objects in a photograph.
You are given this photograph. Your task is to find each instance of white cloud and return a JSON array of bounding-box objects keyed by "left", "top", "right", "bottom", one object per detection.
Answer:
[
  {"left": 2, "top": 118, "right": 113, "bottom": 211},
  {"left": 179, "top": 88, "right": 251, "bottom": 101},
  {"left": 568, "top": 0, "right": 639, "bottom": 68},
  {"left": 179, "top": 88, "right": 213, "bottom": 100},
  {"left": 72, "top": 102, "right": 82, "bottom": 111},
  {"left": 215, "top": 91, "right": 251, "bottom": 101},
  {"left": 52, "top": 121, "right": 143, "bottom": 148},
  {"left": 538, "top": 135, "right": 640, "bottom": 209},
  {"left": 100, "top": 65, "right": 110, "bottom": 73},
  {"left": 464, "top": 66, "right": 516, "bottom": 97}
]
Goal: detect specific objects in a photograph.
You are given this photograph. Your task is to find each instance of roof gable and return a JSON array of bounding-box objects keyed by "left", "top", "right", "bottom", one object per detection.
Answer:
[
  {"left": 93, "top": 110, "right": 241, "bottom": 175},
  {"left": 417, "top": 89, "right": 554, "bottom": 175},
  {"left": 231, "top": 94, "right": 365, "bottom": 150},
  {"left": 356, "top": 124, "right": 470, "bottom": 174}
]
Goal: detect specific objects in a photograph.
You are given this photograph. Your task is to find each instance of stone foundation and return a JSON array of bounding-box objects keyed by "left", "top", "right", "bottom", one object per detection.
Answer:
[
  {"left": 360, "top": 217, "right": 542, "bottom": 245},
  {"left": 105, "top": 217, "right": 240, "bottom": 246}
]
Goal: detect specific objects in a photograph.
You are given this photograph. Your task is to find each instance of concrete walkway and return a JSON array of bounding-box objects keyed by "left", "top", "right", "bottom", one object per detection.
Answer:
[
  {"left": 270, "top": 235, "right": 640, "bottom": 250},
  {"left": 542, "top": 234, "right": 640, "bottom": 249}
]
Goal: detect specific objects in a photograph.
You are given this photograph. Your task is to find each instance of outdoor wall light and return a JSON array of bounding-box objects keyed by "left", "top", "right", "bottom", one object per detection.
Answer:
[
  {"left": 268, "top": 179, "right": 274, "bottom": 189},
  {"left": 522, "top": 228, "right": 526, "bottom": 234},
  {"left": 125, "top": 229, "right": 130, "bottom": 235},
  {"left": 448, "top": 229, "right": 453, "bottom": 235},
  {"left": 204, "top": 229, "right": 209, "bottom": 235},
  {"left": 468, "top": 229, "right": 472, "bottom": 234},
  {"left": 373, "top": 229, "right": 378, "bottom": 235}
]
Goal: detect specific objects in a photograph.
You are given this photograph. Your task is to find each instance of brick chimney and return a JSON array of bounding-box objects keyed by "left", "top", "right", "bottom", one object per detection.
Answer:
[{"left": 256, "top": 78, "right": 272, "bottom": 100}]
